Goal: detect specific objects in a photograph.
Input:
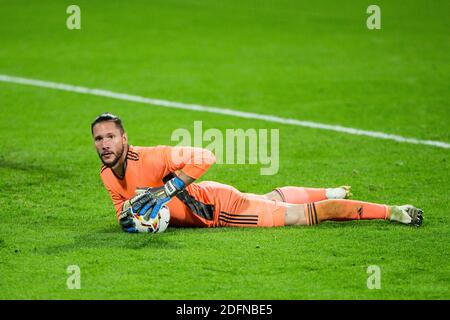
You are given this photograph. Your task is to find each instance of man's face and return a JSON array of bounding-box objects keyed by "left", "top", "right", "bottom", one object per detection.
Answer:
[{"left": 92, "top": 121, "right": 128, "bottom": 168}]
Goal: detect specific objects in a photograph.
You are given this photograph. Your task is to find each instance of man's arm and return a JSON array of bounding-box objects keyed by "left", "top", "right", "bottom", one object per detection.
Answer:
[
  {"left": 142, "top": 146, "right": 216, "bottom": 219},
  {"left": 161, "top": 146, "right": 216, "bottom": 181},
  {"left": 121, "top": 146, "right": 216, "bottom": 224},
  {"left": 176, "top": 170, "right": 195, "bottom": 186}
]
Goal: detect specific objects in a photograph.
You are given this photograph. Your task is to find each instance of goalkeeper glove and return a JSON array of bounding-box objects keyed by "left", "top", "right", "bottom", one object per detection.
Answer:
[
  {"left": 118, "top": 208, "right": 138, "bottom": 233},
  {"left": 118, "top": 189, "right": 159, "bottom": 232},
  {"left": 139, "top": 175, "right": 186, "bottom": 220}
]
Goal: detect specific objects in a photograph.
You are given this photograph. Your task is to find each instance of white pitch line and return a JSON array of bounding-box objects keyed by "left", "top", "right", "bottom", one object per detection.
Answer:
[{"left": 0, "top": 74, "right": 449, "bottom": 149}]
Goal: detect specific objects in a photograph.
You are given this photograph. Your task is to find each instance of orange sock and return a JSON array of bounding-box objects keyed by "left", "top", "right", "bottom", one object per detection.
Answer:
[
  {"left": 275, "top": 187, "right": 327, "bottom": 204},
  {"left": 304, "top": 199, "right": 391, "bottom": 225}
]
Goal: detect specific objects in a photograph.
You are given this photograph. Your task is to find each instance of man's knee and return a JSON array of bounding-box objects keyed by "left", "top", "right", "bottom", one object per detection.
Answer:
[
  {"left": 284, "top": 204, "right": 307, "bottom": 226},
  {"left": 264, "top": 190, "right": 284, "bottom": 202}
]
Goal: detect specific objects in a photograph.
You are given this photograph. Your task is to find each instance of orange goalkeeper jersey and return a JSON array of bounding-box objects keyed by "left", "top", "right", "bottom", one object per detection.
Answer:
[{"left": 100, "top": 145, "right": 216, "bottom": 227}]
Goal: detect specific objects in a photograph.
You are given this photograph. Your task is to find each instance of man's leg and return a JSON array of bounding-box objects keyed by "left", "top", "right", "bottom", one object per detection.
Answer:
[
  {"left": 196, "top": 181, "right": 288, "bottom": 227},
  {"left": 195, "top": 181, "right": 423, "bottom": 227},
  {"left": 285, "top": 199, "right": 423, "bottom": 227},
  {"left": 265, "top": 186, "right": 352, "bottom": 204}
]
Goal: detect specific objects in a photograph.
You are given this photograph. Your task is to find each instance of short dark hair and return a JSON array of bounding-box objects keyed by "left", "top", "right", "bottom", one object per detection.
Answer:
[{"left": 91, "top": 112, "right": 125, "bottom": 135}]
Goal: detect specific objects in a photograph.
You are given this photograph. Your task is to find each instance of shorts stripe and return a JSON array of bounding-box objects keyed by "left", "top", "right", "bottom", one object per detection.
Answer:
[
  {"left": 220, "top": 212, "right": 258, "bottom": 219},
  {"left": 219, "top": 212, "right": 258, "bottom": 225},
  {"left": 218, "top": 217, "right": 258, "bottom": 226},
  {"left": 219, "top": 215, "right": 258, "bottom": 222}
]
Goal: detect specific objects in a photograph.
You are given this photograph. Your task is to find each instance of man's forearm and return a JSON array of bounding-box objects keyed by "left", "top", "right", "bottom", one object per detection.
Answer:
[
  {"left": 122, "top": 171, "right": 192, "bottom": 212},
  {"left": 168, "top": 147, "right": 216, "bottom": 181},
  {"left": 119, "top": 170, "right": 195, "bottom": 226},
  {"left": 177, "top": 170, "right": 195, "bottom": 186}
]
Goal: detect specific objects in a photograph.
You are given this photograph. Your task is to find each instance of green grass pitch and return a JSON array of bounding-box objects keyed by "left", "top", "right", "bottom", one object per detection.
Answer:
[{"left": 0, "top": 0, "right": 449, "bottom": 299}]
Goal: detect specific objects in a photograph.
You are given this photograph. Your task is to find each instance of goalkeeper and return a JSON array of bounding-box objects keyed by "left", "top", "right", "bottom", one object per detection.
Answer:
[{"left": 92, "top": 113, "right": 423, "bottom": 232}]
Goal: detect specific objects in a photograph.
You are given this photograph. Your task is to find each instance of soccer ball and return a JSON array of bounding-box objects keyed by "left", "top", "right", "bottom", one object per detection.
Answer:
[{"left": 132, "top": 205, "right": 170, "bottom": 234}]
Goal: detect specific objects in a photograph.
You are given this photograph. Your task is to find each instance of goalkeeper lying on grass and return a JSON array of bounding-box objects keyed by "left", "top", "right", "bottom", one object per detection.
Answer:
[{"left": 91, "top": 112, "right": 423, "bottom": 233}]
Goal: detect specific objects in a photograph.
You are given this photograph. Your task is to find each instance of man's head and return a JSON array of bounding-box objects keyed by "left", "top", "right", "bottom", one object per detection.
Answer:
[{"left": 91, "top": 112, "right": 128, "bottom": 168}]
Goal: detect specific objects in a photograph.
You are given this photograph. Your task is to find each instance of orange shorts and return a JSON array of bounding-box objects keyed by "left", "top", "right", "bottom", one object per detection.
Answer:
[{"left": 166, "top": 181, "right": 287, "bottom": 228}]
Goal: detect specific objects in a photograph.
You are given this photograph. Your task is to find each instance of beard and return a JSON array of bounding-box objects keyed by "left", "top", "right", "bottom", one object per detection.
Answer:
[{"left": 99, "top": 144, "right": 125, "bottom": 168}]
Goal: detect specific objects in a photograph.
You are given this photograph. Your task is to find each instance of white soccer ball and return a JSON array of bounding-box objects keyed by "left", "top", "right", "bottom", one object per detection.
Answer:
[{"left": 133, "top": 205, "right": 170, "bottom": 234}]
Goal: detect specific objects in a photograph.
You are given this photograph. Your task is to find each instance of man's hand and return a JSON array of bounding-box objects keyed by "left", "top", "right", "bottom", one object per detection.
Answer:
[
  {"left": 118, "top": 189, "right": 158, "bottom": 232},
  {"left": 118, "top": 206, "right": 138, "bottom": 233},
  {"left": 119, "top": 174, "right": 188, "bottom": 230},
  {"left": 139, "top": 176, "right": 186, "bottom": 220}
]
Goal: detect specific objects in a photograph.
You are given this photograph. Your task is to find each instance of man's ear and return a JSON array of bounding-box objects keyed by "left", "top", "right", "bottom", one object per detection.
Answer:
[{"left": 123, "top": 133, "right": 128, "bottom": 145}]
